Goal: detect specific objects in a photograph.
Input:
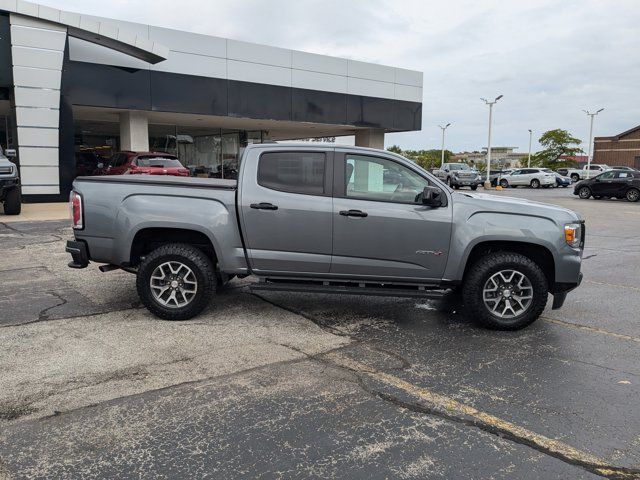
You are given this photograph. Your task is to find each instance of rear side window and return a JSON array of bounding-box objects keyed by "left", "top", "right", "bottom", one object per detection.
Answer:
[{"left": 258, "top": 152, "right": 326, "bottom": 195}]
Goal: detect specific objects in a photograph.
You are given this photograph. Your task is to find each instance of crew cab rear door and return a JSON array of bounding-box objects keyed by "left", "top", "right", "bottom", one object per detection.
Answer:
[
  {"left": 238, "top": 148, "right": 334, "bottom": 274},
  {"left": 330, "top": 151, "right": 452, "bottom": 281}
]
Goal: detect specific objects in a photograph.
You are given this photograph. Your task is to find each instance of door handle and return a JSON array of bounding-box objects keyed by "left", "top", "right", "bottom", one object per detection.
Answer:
[
  {"left": 339, "top": 209, "right": 368, "bottom": 217},
  {"left": 250, "top": 202, "right": 278, "bottom": 210}
]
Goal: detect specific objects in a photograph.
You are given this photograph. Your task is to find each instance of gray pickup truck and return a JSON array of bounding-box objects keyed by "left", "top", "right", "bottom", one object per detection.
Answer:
[{"left": 66, "top": 144, "right": 584, "bottom": 330}]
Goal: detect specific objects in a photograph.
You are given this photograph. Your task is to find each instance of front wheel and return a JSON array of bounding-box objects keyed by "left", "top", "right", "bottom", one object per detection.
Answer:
[
  {"left": 136, "top": 243, "right": 216, "bottom": 320},
  {"left": 627, "top": 188, "right": 640, "bottom": 202},
  {"left": 578, "top": 186, "right": 591, "bottom": 199},
  {"left": 500, "top": 179, "right": 509, "bottom": 189},
  {"left": 462, "top": 252, "right": 548, "bottom": 330},
  {"left": 3, "top": 186, "right": 21, "bottom": 215},
  {"left": 571, "top": 174, "right": 580, "bottom": 182},
  {"left": 471, "top": 185, "right": 478, "bottom": 191},
  {"left": 530, "top": 179, "right": 540, "bottom": 189}
]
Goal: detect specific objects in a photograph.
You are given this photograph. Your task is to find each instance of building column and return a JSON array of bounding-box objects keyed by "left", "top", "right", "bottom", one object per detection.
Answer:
[
  {"left": 120, "top": 112, "right": 149, "bottom": 151},
  {"left": 355, "top": 129, "right": 385, "bottom": 149}
]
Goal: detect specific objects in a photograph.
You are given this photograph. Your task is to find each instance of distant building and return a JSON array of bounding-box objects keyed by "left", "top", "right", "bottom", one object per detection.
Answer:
[
  {"left": 454, "top": 147, "right": 526, "bottom": 169},
  {"left": 593, "top": 125, "right": 640, "bottom": 168}
]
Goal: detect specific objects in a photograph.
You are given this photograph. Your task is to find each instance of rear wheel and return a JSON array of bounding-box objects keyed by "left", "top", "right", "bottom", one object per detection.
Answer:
[
  {"left": 627, "top": 188, "right": 640, "bottom": 202},
  {"left": 530, "top": 178, "right": 540, "bottom": 189},
  {"left": 3, "top": 186, "right": 21, "bottom": 215},
  {"left": 500, "top": 179, "right": 509, "bottom": 189},
  {"left": 571, "top": 174, "right": 580, "bottom": 182},
  {"left": 462, "top": 252, "right": 548, "bottom": 330},
  {"left": 136, "top": 243, "right": 216, "bottom": 320},
  {"left": 578, "top": 186, "right": 591, "bottom": 199}
]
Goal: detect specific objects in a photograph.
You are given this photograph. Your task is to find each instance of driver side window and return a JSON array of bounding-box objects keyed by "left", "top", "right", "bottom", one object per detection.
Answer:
[
  {"left": 345, "top": 154, "right": 429, "bottom": 204},
  {"left": 599, "top": 171, "right": 615, "bottom": 179}
]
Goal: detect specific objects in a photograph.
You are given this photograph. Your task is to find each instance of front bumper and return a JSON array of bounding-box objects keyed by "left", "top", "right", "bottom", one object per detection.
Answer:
[
  {"left": 551, "top": 273, "right": 583, "bottom": 309},
  {"left": 0, "top": 177, "right": 19, "bottom": 195},
  {"left": 451, "top": 177, "right": 481, "bottom": 186},
  {"left": 66, "top": 240, "right": 89, "bottom": 269}
]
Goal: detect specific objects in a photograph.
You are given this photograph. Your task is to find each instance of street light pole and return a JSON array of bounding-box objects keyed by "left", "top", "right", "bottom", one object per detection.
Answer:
[
  {"left": 481, "top": 95, "right": 503, "bottom": 188},
  {"left": 527, "top": 129, "right": 532, "bottom": 168},
  {"left": 583, "top": 108, "right": 604, "bottom": 171},
  {"left": 438, "top": 123, "right": 451, "bottom": 168}
]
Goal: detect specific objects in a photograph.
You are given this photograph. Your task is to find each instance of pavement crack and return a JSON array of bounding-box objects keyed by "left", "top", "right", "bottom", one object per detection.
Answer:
[
  {"left": 37, "top": 292, "right": 68, "bottom": 322},
  {"left": 0, "top": 222, "right": 24, "bottom": 235}
]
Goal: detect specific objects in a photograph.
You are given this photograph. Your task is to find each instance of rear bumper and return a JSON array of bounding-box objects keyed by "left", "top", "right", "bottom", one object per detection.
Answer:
[{"left": 66, "top": 240, "right": 89, "bottom": 269}]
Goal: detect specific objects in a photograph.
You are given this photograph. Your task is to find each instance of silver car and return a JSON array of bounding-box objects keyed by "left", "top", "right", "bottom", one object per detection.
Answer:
[{"left": 499, "top": 168, "right": 556, "bottom": 189}]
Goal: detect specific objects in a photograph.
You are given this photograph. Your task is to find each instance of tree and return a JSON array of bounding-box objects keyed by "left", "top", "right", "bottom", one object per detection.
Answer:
[
  {"left": 530, "top": 129, "right": 582, "bottom": 169},
  {"left": 387, "top": 145, "right": 402, "bottom": 154},
  {"left": 387, "top": 146, "right": 453, "bottom": 170}
]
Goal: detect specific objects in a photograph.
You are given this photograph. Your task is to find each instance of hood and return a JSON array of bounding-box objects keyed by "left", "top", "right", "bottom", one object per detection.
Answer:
[{"left": 452, "top": 192, "right": 582, "bottom": 223}]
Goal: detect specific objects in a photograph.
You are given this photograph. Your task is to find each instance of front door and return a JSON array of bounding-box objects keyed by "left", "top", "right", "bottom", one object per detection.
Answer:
[
  {"left": 331, "top": 152, "right": 452, "bottom": 281},
  {"left": 239, "top": 149, "right": 334, "bottom": 274},
  {"left": 591, "top": 170, "right": 616, "bottom": 195}
]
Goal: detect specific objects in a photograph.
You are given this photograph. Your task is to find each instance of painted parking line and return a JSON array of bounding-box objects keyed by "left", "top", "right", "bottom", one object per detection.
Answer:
[
  {"left": 326, "top": 352, "right": 640, "bottom": 479},
  {"left": 542, "top": 316, "right": 640, "bottom": 343}
]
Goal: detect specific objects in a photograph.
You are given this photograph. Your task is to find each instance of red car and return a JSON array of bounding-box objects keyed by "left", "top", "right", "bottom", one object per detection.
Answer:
[{"left": 102, "top": 151, "right": 190, "bottom": 177}]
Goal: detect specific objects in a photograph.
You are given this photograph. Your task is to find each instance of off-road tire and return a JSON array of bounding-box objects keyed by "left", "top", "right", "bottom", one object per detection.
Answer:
[
  {"left": 136, "top": 243, "right": 216, "bottom": 320},
  {"left": 3, "top": 186, "right": 21, "bottom": 215},
  {"left": 578, "top": 186, "right": 591, "bottom": 199},
  {"left": 627, "top": 188, "right": 640, "bottom": 203},
  {"left": 462, "top": 252, "right": 548, "bottom": 330}
]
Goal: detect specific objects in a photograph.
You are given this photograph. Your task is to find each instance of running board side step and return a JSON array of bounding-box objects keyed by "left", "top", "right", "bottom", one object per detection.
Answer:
[{"left": 250, "top": 281, "right": 449, "bottom": 299}]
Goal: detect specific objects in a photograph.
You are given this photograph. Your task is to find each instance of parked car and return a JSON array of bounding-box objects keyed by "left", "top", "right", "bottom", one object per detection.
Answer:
[
  {"left": 101, "top": 151, "right": 190, "bottom": 177},
  {"left": 573, "top": 169, "right": 640, "bottom": 202},
  {"left": 498, "top": 168, "right": 556, "bottom": 189},
  {"left": 487, "top": 169, "right": 513, "bottom": 187},
  {"left": 565, "top": 164, "right": 611, "bottom": 182},
  {"left": 66, "top": 144, "right": 585, "bottom": 331},
  {"left": 0, "top": 154, "right": 20, "bottom": 215},
  {"left": 542, "top": 169, "right": 571, "bottom": 187},
  {"left": 556, "top": 168, "right": 569, "bottom": 177},
  {"left": 610, "top": 166, "right": 639, "bottom": 172},
  {"left": 75, "top": 151, "right": 107, "bottom": 177},
  {"left": 433, "top": 163, "right": 482, "bottom": 190}
]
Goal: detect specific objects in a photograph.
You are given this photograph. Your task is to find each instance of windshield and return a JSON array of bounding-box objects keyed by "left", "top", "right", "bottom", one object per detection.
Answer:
[
  {"left": 449, "top": 164, "right": 470, "bottom": 171},
  {"left": 137, "top": 156, "right": 182, "bottom": 168}
]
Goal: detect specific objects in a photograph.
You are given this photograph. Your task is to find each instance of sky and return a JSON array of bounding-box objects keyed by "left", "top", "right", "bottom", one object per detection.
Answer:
[{"left": 39, "top": 0, "right": 640, "bottom": 153}]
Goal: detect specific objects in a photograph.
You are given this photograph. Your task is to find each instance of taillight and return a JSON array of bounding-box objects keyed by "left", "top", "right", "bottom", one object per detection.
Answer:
[{"left": 70, "top": 191, "right": 83, "bottom": 229}]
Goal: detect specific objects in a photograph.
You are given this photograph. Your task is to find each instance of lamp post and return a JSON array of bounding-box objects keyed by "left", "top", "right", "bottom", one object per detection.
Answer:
[
  {"left": 527, "top": 129, "right": 532, "bottom": 168},
  {"left": 438, "top": 123, "right": 451, "bottom": 168},
  {"left": 481, "top": 95, "right": 503, "bottom": 188},
  {"left": 583, "top": 108, "right": 604, "bottom": 171}
]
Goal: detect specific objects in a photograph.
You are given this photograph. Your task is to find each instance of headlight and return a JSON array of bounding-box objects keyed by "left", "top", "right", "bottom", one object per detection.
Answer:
[{"left": 564, "top": 223, "right": 582, "bottom": 248}]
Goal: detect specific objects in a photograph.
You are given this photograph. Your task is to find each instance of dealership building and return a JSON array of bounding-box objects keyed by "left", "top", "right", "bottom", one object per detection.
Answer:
[{"left": 0, "top": 1, "right": 423, "bottom": 201}]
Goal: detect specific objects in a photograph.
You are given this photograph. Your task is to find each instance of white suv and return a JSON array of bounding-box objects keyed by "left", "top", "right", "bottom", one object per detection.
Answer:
[{"left": 499, "top": 168, "right": 556, "bottom": 189}]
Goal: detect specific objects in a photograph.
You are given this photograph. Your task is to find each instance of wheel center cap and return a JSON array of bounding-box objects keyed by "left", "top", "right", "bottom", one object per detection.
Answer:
[
  {"left": 503, "top": 289, "right": 511, "bottom": 297},
  {"left": 171, "top": 280, "right": 179, "bottom": 288}
]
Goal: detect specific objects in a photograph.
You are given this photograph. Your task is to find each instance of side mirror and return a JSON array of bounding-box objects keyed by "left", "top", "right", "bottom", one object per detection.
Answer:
[{"left": 422, "top": 186, "right": 444, "bottom": 207}]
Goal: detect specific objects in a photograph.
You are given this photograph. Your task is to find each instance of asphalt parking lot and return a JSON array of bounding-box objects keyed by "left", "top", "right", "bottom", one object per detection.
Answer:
[{"left": 1, "top": 187, "right": 639, "bottom": 479}]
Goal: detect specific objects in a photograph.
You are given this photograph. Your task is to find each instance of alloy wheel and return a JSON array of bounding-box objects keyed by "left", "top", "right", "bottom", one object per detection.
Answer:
[
  {"left": 579, "top": 187, "right": 591, "bottom": 199},
  {"left": 150, "top": 261, "right": 198, "bottom": 308},
  {"left": 482, "top": 269, "right": 533, "bottom": 319},
  {"left": 627, "top": 189, "right": 640, "bottom": 202}
]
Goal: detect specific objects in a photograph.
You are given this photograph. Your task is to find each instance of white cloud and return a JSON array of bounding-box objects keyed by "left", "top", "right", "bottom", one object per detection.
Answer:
[{"left": 39, "top": 0, "right": 640, "bottom": 152}]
